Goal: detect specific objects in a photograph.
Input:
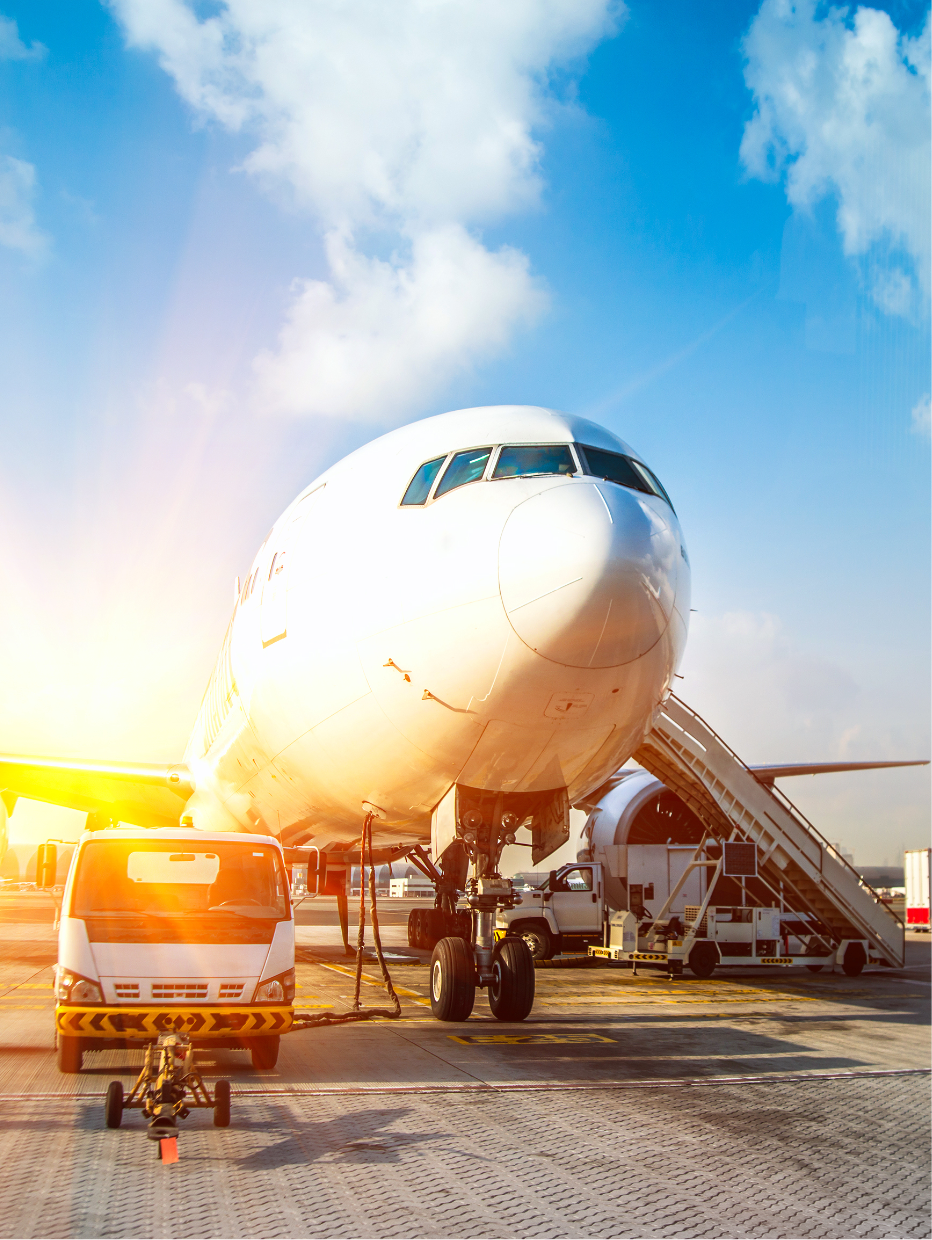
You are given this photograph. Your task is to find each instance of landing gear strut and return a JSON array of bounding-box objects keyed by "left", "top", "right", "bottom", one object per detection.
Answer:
[{"left": 424, "top": 800, "right": 535, "bottom": 1023}]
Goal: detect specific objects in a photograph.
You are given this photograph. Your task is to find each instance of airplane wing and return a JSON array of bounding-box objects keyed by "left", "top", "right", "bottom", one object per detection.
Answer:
[
  {"left": 750, "top": 760, "right": 929, "bottom": 787},
  {"left": 0, "top": 755, "right": 194, "bottom": 828}
]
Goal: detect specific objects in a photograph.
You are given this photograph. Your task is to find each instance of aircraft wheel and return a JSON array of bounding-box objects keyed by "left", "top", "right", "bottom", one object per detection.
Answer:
[
  {"left": 249, "top": 1036, "right": 280, "bottom": 1069},
  {"left": 104, "top": 1081, "right": 124, "bottom": 1129},
  {"left": 213, "top": 1079, "right": 231, "bottom": 1128},
  {"left": 688, "top": 942, "right": 718, "bottom": 979},
  {"left": 842, "top": 943, "right": 867, "bottom": 977},
  {"left": 424, "top": 908, "right": 444, "bottom": 950},
  {"left": 429, "top": 937, "right": 475, "bottom": 1022},
  {"left": 489, "top": 937, "right": 535, "bottom": 1022},
  {"left": 407, "top": 909, "right": 418, "bottom": 948},
  {"left": 57, "top": 1034, "right": 83, "bottom": 1074},
  {"left": 517, "top": 924, "right": 553, "bottom": 961}
]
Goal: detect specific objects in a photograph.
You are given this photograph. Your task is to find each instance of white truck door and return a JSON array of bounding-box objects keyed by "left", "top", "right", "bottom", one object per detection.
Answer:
[{"left": 550, "top": 865, "right": 601, "bottom": 932}]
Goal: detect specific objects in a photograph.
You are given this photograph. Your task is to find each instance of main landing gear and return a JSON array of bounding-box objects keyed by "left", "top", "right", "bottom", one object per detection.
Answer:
[{"left": 418, "top": 803, "right": 536, "bottom": 1024}]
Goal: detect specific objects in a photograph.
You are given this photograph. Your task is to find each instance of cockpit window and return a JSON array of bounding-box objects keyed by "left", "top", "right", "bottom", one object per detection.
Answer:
[
  {"left": 577, "top": 444, "right": 674, "bottom": 511},
  {"left": 401, "top": 455, "right": 447, "bottom": 506},
  {"left": 492, "top": 444, "right": 577, "bottom": 479},
  {"left": 434, "top": 447, "right": 493, "bottom": 498}
]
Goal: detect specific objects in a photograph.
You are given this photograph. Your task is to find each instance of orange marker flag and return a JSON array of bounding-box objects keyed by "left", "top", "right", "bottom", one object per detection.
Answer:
[{"left": 160, "top": 1138, "right": 179, "bottom": 1164}]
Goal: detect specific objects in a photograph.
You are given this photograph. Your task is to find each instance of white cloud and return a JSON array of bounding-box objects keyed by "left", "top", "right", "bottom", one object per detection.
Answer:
[
  {"left": 0, "top": 14, "right": 45, "bottom": 61},
  {"left": 110, "top": 0, "right": 619, "bottom": 419},
  {"left": 741, "top": 0, "right": 930, "bottom": 317},
  {"left": 0, "top": 154, "right": 48, "bottom": 256},
  {"left": 253, "top": 225, "right": 546, "bottom": 419},
  {"left": 912, "top": 392, "right": 931, "bottom": 436}
]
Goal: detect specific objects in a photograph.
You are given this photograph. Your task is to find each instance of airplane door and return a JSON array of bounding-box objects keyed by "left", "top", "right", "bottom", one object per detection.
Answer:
[
  {"left": 549, "top": 866, "right": 601, "bottom": 932},
  {"left": 261, "top": 486, "right": 324, "bottom": 647}
]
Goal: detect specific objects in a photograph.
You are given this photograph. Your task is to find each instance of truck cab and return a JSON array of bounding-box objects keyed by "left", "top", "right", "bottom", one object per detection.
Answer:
[
  {"left": 497, "top": 863, "right": 604, "bottom": 959},
  {"left": 54, "top": 827, "right": 295, "bottom": 1073}
]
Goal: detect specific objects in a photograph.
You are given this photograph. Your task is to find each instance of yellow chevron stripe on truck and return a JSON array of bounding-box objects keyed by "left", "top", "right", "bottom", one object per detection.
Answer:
[{"left": 56, "top": 1005, "right": 293, "bottom": 1038}]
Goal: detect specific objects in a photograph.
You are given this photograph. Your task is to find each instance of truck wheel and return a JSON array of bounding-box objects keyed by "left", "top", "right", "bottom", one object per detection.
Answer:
[
  {"left": 805, "top": 964, "right": 824, "bottom": 973},
  {"left": 249, "top": 1036, "right": 280, "bottom": 1069},
  {"left": 213, "top": 1079, "right": 231, "bottom": 1128},
  {"left": 104, "top": 1081, "right": 124, "bottom": 1129},
  {"left": 407, "top": 909, "right": 418, "bottom": 948},
  {"left": 842, "top": 942, "right": 867, "bottom": 977},
  {"left": 57, "top": 1035, "right": 83, "bottom": 1074},
  {"left": 429, "top": 937, "right": 475, "bottom": 1022},
  {"left": 688, "top": 942, "right": 718, "bottom": 979},
  {"left": 489, "top": 938, "right": 535, "bottom": 1022},
  {"left": 517, "top": 924, "right": 553, "bottom": 961}
]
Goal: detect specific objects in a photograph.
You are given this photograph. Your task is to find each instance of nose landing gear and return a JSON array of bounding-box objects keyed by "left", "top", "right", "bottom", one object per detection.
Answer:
[{"left": 427, "top": 799, "right": 535, "bottom": 1023}]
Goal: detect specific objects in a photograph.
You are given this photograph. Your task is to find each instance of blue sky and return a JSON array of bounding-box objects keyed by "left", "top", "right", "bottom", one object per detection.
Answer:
[{"left": 0, "top": 0, "right": 928, "bottom": 864}]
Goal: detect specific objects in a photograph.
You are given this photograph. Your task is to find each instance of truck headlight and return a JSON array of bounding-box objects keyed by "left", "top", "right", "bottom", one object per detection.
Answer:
[
  {"left": 254, "top": 968, "right": 295, "bottom": 1004},
  {"left": 56, "top": 969, "right": 103, "bottom": 1004}
]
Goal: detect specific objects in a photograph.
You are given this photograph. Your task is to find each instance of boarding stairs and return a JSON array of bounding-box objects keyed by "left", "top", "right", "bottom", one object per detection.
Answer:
[{"left": 632, "top": 695, "right": 905, "bottom": 967}]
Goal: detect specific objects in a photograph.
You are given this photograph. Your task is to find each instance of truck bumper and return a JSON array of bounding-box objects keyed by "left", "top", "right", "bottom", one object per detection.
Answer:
[{"left": 55, "top": 1004, "right": 293, "bottom": 1039}]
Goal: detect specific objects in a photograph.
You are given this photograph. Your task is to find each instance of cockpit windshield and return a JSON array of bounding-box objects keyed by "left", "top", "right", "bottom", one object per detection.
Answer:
[
  {"left": 70, "top": 839, "right": 291, "bottom": 921},
  {"left": 576, "top": 444, "right": 674, "bottom": 511},
  {"left": 492, "top": 444, "right": 576, "bottom": 479},
  {"left": 401, "top": 455, "right": 446, "bottom": 506},
  {"left": 434, "top": 447, "right": 493, "bottom": 497}
]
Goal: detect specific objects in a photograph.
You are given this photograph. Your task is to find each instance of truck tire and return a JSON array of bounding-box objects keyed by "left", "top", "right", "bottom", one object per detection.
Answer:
[
  {"left": 249, "top": 1036, "right": 280, "bottom": 1069},
  {"left": 57, "top": 1035, "right": 82, "bottom": 1074},
  {"left": 687, "top": 941, "right": 718, "bottom": 979},
  {"left": 842, "top": 942, "right": 867, "bottom": 977},
  {"left": 104, "top": 1081, "right": 124, "bottom": 1129},
  {"left": 515, "top": 923, "right": 553, "bottom": 961},
  {"left": 489, "top": 937, "right": 535, "bottom": 1022},
  {"left": 805, "top": 964, "right": 824, "bottom": 973},
  {"left": 213, "top": 1079, "right": 231, "bottom": 1128},
  {"left": 429, "top": 937, "right": 475, "bottom": 1022}
]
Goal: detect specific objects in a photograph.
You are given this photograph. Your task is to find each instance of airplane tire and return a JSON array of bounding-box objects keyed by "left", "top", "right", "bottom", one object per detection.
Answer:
[
  {"left": 57, "top": 1035, "right": 83, "bottom": 1074},
  {"left": 429, "top": 937, "right": 475, "bottom": 1022},
  {"left": 489, "top": 937, "right": 535, "bottom": 1022},
  {"left": 105, "top": 1081, "right": 124, "bottom": 1129},
  {"left": 688, "top": 942, "right": 718, "bottom": 979},
  {"left": 249, "top": 1036, "right": 280, "bottom": 1069},
  {"left": 424, "top": 908, "right": 445, "bottom": 950},
  {"left": 842, "top": 942, "right": 867, "bottom": 977},
  {"left": 213, "top": 1079, "right": 231, "bottom": 1128},
  {"left": 407, "top": 910, "right": 418, "bottom": 948},
  {"left": 516, "top": 923, "right": 553, "bottom": 961}
]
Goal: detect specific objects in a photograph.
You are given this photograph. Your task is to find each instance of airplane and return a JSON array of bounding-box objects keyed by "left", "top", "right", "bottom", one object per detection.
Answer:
[{"left": 0, "top": 405, "right": 926, "bottom": 1020}]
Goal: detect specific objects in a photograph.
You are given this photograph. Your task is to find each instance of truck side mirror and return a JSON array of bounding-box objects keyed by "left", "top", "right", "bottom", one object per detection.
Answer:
[
  {"left": 548, "top": 870, "right": 558, "bottom": 891},
  {"left": 36, "top": 843, "right": 57, "bottom": 889}
]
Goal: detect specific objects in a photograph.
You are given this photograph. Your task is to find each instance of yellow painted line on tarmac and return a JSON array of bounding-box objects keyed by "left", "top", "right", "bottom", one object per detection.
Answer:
[
  {"left": 316, "top": 963, "right": 431, "bottom": 1006},
  {"left": 537, "top": 995, "right": 816, "bottom": 1005},
  {"left": 450, "top": 1033, "right": 617, "bottom": 1045},
  {"left": 0, "top": 1005, "right": 52, "bottom": 1010}
]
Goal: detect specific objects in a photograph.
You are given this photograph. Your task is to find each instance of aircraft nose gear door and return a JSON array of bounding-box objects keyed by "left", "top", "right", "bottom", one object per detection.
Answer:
[{"left": 549, "top": 866, "right": 601, "bottom": 933}]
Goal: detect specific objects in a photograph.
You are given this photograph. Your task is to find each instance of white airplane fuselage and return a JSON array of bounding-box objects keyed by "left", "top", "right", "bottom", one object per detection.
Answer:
[{"left": 182, "top": 406, "right": 691, "bottom": 850}]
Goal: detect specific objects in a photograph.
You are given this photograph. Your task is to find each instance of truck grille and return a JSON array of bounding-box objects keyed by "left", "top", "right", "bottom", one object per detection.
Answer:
[
  {"left": 114, "top": 983, "right": 140, "bottom": 1000},
  {"left": 219, "top": 984, "right": 244, "bottom": 1000},
  {"left": 152, "top": 983, "right": 209, "bottom": 1001}
]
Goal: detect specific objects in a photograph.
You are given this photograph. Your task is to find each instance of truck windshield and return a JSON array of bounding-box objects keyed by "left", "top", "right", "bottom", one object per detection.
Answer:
[{"left": 70, "top": 840, "right": 290, "bottom": 921}]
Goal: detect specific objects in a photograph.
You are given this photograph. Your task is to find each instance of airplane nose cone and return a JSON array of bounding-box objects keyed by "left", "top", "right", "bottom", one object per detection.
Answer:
[{"left": 498, "top": 481, "right": 679, "bottom": 668}]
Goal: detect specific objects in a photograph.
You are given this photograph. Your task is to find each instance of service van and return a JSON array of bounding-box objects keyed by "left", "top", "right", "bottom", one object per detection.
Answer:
[{"left": 53, "top": 828, "right": 294, "bottom": 1073}]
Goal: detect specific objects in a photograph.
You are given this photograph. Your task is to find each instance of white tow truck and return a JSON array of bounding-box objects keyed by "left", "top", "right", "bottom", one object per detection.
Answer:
[
  {"left": 52, "top": 827, "right": 295, "bottom": 1073},
  {"left": 497, "top": 839, "right": 872, "bottom": 978}
]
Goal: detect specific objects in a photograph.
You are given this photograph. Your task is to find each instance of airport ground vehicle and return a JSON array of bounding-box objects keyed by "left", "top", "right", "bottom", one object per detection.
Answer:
[
  {"left": 905, "top": 848, "right": 931, "bottom": 931},
  {"left": 53, "top": 828, "right": 294, "bottom": 1074},
  {"left": 495, "top": 846, "right": 872, "bottom": 977}
]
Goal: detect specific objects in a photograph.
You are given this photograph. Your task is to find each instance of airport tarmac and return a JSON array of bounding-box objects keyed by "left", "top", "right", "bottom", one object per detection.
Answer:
[{"left": 0, "top": 891, "right": 928, "bottom": 1239}]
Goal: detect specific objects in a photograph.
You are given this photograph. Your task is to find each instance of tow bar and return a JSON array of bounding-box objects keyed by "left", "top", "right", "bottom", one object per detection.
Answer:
[{"left": 104, "top": 1031, "right": 230, "bottom": 1162}]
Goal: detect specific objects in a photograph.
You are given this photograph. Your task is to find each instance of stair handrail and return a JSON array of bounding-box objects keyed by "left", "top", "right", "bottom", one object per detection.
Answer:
[{"left": 666, "top": 695, "right": 903, "bottom": 927}]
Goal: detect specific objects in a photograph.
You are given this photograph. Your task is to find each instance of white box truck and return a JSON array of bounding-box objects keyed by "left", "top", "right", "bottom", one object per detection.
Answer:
[
  {"left": 905, "top": 848, "right": 931, "bottom": 932},
  {"left": 53, "top": 827, "right": 295, "bottom": 1073}
]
